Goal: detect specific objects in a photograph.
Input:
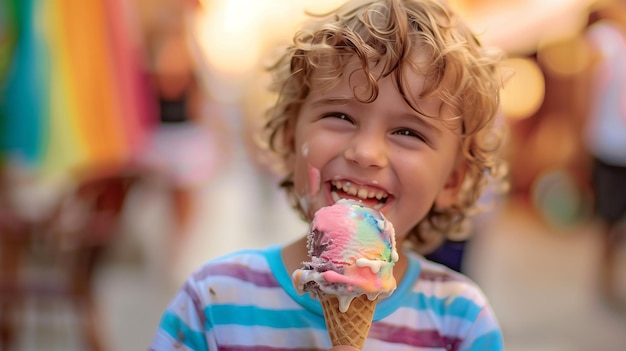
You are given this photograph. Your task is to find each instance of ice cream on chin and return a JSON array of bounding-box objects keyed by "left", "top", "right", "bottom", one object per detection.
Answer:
[
  {"left": 292, "top": 199, "right": 399, "bottom": 312},
  {"left": 297, "top": 163, "right": 322, "bottom": 219}
]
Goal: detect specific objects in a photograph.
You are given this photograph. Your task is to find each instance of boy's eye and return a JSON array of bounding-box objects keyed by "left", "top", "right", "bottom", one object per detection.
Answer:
[
  {"left": 393, "top": 128, "right": 427, "bottom": 142},
  {"left": 322, "top": 112, "right": 353, "bottom": 123}
]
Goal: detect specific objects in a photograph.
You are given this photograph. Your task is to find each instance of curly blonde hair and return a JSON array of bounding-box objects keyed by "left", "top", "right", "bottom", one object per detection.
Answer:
[{"left": 262, "top": 0, "right": 507, "bottom": 253}]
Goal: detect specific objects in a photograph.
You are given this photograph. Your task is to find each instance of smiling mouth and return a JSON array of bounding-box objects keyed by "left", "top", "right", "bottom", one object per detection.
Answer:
[{"left": 330, "top": 180, "right": 389, "bottom": 210}]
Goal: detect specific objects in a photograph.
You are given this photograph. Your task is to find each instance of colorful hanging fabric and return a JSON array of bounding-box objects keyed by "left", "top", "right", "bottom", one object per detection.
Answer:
[
  {"left": 0, "top": 0, "right": 156, "bottom": 180},
  {"left": 1, "top": 0, "right": 48, "bottom": 169}
]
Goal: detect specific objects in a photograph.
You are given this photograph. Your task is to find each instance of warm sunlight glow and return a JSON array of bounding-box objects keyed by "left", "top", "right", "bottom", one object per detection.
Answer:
[
  {"left": 193, "top": 0, "right": 348, "bottom": 76},
  {"left": 194, "top": 0, "right": 263, "bottom": 74}
]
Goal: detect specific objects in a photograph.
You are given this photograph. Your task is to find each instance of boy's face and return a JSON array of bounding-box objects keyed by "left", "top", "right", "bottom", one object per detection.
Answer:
[{"left": 286, "top": 60, "right": 466, "bottom": 242}]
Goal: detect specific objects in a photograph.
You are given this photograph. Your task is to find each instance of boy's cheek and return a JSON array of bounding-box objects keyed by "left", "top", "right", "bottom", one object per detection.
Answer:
[{"left": 433, "top": 157, "right": 467, "bottom": 209}]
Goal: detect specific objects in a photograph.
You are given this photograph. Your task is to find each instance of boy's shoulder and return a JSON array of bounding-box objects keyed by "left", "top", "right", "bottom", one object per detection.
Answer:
[
  {"left": 187, "top": 246, "right": 279, "bottom": 285},
  {"left": 410, "top": 252, "right": 490, "bottom": 304}
]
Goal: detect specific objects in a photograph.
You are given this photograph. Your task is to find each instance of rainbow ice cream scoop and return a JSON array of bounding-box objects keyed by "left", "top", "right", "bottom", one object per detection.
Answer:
[{"left": 292, "top": 199, "right": 399, "bottom": 312}]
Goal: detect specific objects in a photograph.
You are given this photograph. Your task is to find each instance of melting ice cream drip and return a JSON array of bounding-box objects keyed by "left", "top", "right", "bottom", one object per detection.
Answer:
[{"left": 301, "top": 142, "right": 309, "bottom": 157}]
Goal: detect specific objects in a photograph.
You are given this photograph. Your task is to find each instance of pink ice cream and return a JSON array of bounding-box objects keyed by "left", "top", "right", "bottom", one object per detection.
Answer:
[{"left": 292, "top": 199, "right": 398, "bottom": 312}]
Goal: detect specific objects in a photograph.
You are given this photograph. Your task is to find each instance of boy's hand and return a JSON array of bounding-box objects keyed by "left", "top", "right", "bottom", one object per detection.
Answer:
[{"left": 329, "top": 347, "right": 360, "bottom": 351}]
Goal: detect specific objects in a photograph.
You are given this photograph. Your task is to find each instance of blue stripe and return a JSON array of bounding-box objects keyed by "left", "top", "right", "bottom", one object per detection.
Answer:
[
  {"left": 206, "top": 305, "right": 326, "bottom": 330},
  {"left": 466, "top": 329, "right": 503, "bottom": 351},
  {"left": 159, "top": 311, "right": 209, "bottom": 350},
  {"left": 202, "top": 294, "right": 482, "bottom": 331},
  {"left": 399, "top": 292, "right": 483, "bottom": 320}
]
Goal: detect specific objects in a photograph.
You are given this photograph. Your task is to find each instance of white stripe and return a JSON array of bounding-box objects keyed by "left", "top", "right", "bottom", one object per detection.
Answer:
[
  {"left": 203, "top": 249, "right": 272, "bottom": 270},
  {"left": 385, "top": 306, "right": 476, "bottom": 335},
  {"left": 150, "top": 330, "right": 196, "bottom": 351},
  {"left": 414, "top": 278, "right": 489, "bottom": 306},
  {"left": 211, "top": 325, "right": 329, "bottom": 348},
  {"left": 365, "top": 338, "right": 445, "bottom": 351}
]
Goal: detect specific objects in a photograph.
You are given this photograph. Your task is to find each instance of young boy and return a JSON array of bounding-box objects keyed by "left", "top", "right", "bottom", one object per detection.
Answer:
[{"left": 149, "top": 0, "right": 507, "bottom": 350}]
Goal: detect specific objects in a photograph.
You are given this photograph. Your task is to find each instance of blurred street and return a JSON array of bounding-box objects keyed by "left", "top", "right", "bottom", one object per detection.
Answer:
[{"left": 2, "top": 0, "right": 626, "bottom": 350}]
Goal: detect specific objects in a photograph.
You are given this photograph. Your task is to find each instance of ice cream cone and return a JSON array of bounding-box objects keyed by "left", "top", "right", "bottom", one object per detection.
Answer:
[
  {"left": 292, "top": 201, "right": 397, "bottom": 349},
  {"left": 319, "top": 294, "right": 376, "bottom": 349}
]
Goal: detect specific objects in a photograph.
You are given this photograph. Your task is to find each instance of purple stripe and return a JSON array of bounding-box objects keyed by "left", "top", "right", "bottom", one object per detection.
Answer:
[
  {"left": 193, "top": 263, "right": 279, "bottom": 288},
  {"left": 182, "top": 281, "right": 206, "bottom": 326},
  {"left": 370, "top": 323, "right": 462, "bottom": 349},
  {"left": 446, "top": 336, "right": 463, "bottom": 351}
]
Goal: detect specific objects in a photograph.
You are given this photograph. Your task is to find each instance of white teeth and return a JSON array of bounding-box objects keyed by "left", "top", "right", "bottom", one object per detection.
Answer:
[
  {"left": 357, "top": 188, "right": 368, "bottom": 199},
  {"left": 332, "top": 190, "right": 378, "bottom": 208},
  {"left": 332, "top": 189, "right": 384, "bottom": 209},
  {"left": 331, "top": 180, "right": 388, "bottom": 201},
  {"left": 347, "top": 186, "right": 358, "bottom": 196}
]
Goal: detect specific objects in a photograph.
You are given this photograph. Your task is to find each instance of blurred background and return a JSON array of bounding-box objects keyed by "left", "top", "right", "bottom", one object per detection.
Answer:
[{"left": 1, "top": 0, "right": 626, "bottom": 350}]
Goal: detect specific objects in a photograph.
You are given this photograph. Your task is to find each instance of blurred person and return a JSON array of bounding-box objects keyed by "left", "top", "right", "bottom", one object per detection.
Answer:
[
  {"left": 0, "top": 164, "right": 29, "bottom": 351},
  {"left": 0, "top": 0, "right": 155, "bottom": 349},
  {"left": 0, "top": 163, "right": 138, "bottom": 351},
  {"left": 136, "top": 0, "right": 232, "bottom": 244},
  {"left": 148, "top": 0, "right": 508, "bottom": 350},
  {"left": 583, "top": 0, "right": 626, "bottom": 309}
]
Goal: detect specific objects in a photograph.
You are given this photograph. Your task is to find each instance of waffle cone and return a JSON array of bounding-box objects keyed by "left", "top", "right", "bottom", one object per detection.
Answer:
[{"left": 319, "top": 294, "right": 376, "bottom": 349}]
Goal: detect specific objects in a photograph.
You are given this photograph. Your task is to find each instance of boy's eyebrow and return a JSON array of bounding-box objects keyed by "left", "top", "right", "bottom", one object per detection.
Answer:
[
  {"left": 400, "top": 112, "right": 444, "bottom": 136},
  {"left": 310, "top": 97, "right": 444, "bottom": 136},
  {"left": 309, "top": 97, "right": 354, "bottom": 107}
]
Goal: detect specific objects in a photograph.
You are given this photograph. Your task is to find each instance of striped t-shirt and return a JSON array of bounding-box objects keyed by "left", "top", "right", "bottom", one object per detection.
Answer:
[{"left": 149, "top": 245, "right": 503, "bottom": 350}]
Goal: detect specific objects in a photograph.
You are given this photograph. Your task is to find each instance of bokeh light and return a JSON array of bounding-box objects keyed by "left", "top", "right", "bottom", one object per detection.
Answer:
[
  {"left": 531, "top": 169, "right": 591, "bottom": 228},
  {"left": 500, "top": 57, "right": 545, "bottom": 120},
  {"left": 537, "top": 35, "right": 593, "bottom": 77},
  {"left": 191, "top": 0, "right": 349, "bottom": 102}
]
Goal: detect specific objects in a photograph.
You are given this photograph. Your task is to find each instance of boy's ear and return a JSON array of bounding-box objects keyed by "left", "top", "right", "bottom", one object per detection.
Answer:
[{"left": 434, "top": 162, "right": 467, "bottom": 210}]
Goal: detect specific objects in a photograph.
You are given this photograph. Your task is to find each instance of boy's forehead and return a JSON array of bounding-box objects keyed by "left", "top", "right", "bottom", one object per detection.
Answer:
[
  {"left": 311, "top": 65, "right": 460, "bottom": 123},
  {"left": 304, "top": 56, "right": 463, "bottom": 129},
  {"left": 309, "top": 58, "right": 429, "bottom": 99}
]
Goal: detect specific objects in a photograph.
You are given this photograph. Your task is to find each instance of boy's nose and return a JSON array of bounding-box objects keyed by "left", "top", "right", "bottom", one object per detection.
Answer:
[{"left": 343, "top": 133, "right": 389, "bottom": 168}]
